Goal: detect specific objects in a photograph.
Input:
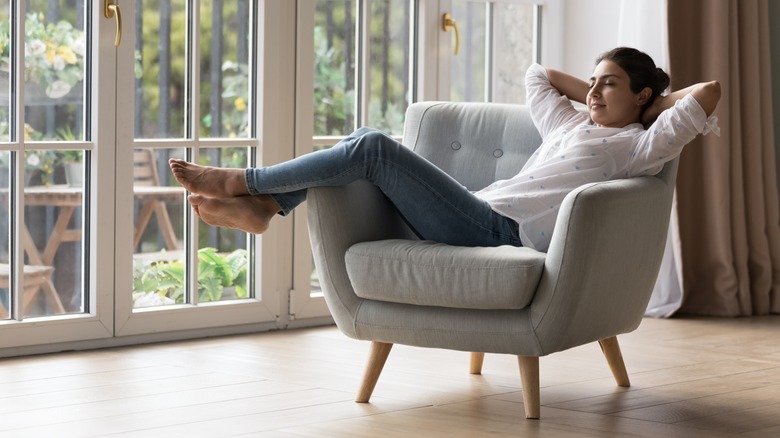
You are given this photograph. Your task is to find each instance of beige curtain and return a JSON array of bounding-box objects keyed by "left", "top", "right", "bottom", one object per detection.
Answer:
[{"left": 668, "top": 0, "right": 780, "bottom": 315}]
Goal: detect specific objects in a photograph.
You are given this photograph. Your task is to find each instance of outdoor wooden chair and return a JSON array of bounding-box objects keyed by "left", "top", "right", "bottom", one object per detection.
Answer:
[
  {"left": 133, "top": 148, "right": 179, "bottom": 251},
  {"left": 0, "top": 263, "right": 59, "bottom": 317}
]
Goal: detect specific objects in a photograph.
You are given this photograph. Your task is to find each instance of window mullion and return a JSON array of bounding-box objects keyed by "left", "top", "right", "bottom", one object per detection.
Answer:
[
  {"left": 187, "top": 0, "right": 202, "bottom": 306},
  {"left": 10, "top": 0, "right": 26, "bottom": 321},
  {"left": 485, "top": 2, "right": 494, "bottom": 102},
  {"left": 356, "top": 0, "right": 370, "bottom": 128}
]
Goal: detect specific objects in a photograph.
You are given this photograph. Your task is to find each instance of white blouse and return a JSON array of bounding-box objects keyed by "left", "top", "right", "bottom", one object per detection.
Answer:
[{"left": 475, "top": 63, "right": 719, "bottom": 252}]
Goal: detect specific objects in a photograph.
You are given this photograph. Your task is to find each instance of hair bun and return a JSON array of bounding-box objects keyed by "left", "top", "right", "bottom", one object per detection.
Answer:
[{"left": 656, "top": 67, "right": 670, "bottom": 92}]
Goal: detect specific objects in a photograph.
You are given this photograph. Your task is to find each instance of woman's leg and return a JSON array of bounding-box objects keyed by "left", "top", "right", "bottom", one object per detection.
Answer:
[{"left": 243, "top": 128, "right": 521, "bottom": 247}]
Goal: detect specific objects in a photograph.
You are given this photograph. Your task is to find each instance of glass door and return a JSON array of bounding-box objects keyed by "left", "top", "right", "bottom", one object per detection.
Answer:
[
  {"left": 0, "top": 0, "right": 116, "bottom": 348},
  {"left": 432, "top": 0, "right": 562, "bottom": 103},
  {"left": 291, "top": 0, "right": 414, "bottom": 321},
  {"left": 114, "top": 0, "right": 279, "bottom": 335}
]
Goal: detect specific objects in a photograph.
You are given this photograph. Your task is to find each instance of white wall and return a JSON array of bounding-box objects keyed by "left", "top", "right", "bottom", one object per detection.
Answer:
[
  {"left": 561, "top": 0, "right": 622, "bottom": 80},
  {"left": 560, "top": 0, "right": 669, "bottom": 81}
]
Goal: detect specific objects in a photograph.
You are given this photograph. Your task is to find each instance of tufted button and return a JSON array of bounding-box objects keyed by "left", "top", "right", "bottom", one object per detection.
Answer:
[
  {"left": 451, "top": 141, "right": 462, "bottom": 151},
  {"left": 493, "top": 149, "right": 504, "bottom": 158}
]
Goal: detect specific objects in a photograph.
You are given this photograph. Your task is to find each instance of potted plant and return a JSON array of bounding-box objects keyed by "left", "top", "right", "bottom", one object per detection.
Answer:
[
  {"left": 0, "top": 12, "right": 86, "bottom": 103},
  {"left": 55, "top": 127, "right": 83, "bottom": 187},
  {"left": 57, "top": 150, "right": 83, "bottom": 187}
]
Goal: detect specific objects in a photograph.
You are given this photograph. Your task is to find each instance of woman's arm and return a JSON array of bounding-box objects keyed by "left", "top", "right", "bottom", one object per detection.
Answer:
[
  {"left": 545, "top": 68, "right": 589, "bottom": 104},
  {"left": 642, "top": 80, "right": 721, "bottom": 126}
]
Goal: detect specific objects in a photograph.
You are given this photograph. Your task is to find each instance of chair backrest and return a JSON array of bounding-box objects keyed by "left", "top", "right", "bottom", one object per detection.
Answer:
[
  {"left": 402, "top": 102, "right": 542, "bottom": 191},
  {"left": 402, "top": 101, "right": 679, "bottom": 354},
  {"left": 134, "top": 149, "right": 160, "bottom": 187}
]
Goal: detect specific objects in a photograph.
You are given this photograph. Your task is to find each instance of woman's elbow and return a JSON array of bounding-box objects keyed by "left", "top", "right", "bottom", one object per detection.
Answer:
[{"left": 696, "top": 80, "right": 721, "bottom": 116}]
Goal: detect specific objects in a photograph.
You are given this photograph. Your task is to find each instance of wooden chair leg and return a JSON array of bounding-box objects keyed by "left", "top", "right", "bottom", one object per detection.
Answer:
[
  {"left": 518, "top": 355, "right": 540, "bottom": 419},
  {"left": 134, "top": 199, "right": 156, "bottom": 250},
  {"left": 356, "top": 341, "right": 393, "bottom": 403},
  {"left": 598, "top": 336, "right": 631, "bottom": 387},
  {"left": 153, "top": 200, "right": 180, "bottom": 250},
  {"left": 470, "top": 352, "right": 485, "bottom": 374}
]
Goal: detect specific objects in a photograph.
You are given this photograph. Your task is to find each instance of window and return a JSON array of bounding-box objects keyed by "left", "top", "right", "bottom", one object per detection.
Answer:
[
  {"left": 1, "top": 0, "right": 89, "bottom": 319},
  {"left": 311, "top": 0, "right": 413, "bottom": 146},
  {"left": 130, "top": 0, "right": 254, "bottom": 309},
  {"left": 0, "top": 0, "right": 560, "bottom": 353},
  {"left": 443, "top": 0, "right": 541, "bottom": 103}
]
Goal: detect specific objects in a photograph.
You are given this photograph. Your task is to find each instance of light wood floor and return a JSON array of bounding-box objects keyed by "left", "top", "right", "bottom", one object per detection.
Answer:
[{"left": 1, "top": 316, "right": 779, "bottom": 437}]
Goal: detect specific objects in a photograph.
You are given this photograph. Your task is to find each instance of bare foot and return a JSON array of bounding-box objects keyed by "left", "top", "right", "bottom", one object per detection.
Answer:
[
  {"left": 169, "top": 158, "right": 249, "bottom": 198},
  {"left": 188, "top": 194, "right": 281, "bottom": 234}
]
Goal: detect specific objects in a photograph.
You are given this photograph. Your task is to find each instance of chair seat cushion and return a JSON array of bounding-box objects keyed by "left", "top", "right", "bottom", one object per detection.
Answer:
[{"left": 345, "top": 239, "right": 546, "bottom": 310}]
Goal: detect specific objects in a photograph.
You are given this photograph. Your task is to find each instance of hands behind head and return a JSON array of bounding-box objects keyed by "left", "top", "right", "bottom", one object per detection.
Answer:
[{"left": 641, "top": 80, "right": 721, "bottom": 129}]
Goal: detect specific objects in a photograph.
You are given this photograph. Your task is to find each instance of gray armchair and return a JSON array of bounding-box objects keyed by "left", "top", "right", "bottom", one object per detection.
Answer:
[{"left": 307, "top": 102, "right": 678, "bottom": 419}]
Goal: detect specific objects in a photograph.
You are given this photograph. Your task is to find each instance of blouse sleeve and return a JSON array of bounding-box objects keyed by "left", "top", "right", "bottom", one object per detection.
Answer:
[
  {"left": 628, "top": 93, "right": 720, "bottom": 176},
  {"left": 525, "top": 63, "right": 585, "bottom": 140}
]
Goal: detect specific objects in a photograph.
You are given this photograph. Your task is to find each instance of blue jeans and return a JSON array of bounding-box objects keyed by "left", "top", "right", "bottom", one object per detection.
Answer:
[{"left": 245, "top": 127, "right": 522, "bottom": 247}]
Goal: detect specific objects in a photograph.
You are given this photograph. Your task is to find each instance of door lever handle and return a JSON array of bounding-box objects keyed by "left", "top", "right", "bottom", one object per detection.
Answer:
[
  {"left": 442, "top": 13, "right": 460, "bottom": 56},
  {"left": 104, "top": 0, "right": 122, "bottom": 46}
]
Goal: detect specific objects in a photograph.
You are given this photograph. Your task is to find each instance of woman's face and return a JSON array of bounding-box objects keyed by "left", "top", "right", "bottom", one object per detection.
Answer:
[{"left": 587, "top": 60, "right": 649, "bottom": 128}]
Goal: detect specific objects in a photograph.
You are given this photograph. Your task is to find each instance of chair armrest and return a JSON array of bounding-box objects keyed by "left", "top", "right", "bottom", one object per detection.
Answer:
[
  {"left": 531, "top": 167, "right": 676, "bottom": 353},
  {"left": 307, "top": 180, "right": 416, "bottom": 337}
]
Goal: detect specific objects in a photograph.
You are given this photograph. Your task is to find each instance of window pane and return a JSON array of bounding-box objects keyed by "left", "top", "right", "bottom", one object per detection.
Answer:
[
  {"left": 200, "top": 0, "right": 252, "bottom": 139},
  {"left": 23, "top": 1, "right": 87, "bottom": 141},
  {"left": 366, "top": 0, "right": 410, "bottom": 136},
  {"left": 492, "top": 3, "right": 535, "bottom": 104},
  {"left": 450, "top": 2, "right": 486, "bottom": 102},
  {"left": 23, "top": 149, "right": 84, "bottom": 317},
  {"left": 132, "top": 148, "right": 186, "bottom": 308},
  {"left": 196, "top": 147, "right": 249, "bottom": 303},
  {"left": 449, "top": 2, "right": 537, "bottom": 104},
  {"left": 0, "top": 2, "right": 9, "bottom": 142},
  {"left": 135, "top": 0, "right": 187, "bottom": 139},
  {"left": 313, "top": 0, "right": 356, "bottom": 136},
  {"left": 0, "top": 151, "right": 8, "bottom": 318}
]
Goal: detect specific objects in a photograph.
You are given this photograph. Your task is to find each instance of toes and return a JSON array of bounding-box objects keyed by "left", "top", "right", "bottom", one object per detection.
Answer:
[{"left": 188, "top": 194, "right": 205, "bottom": 205}]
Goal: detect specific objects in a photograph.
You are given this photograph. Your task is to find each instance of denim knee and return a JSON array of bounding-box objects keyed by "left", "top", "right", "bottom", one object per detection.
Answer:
[{"left": 349, "top": 129, "right": 401, "bottom": 161}]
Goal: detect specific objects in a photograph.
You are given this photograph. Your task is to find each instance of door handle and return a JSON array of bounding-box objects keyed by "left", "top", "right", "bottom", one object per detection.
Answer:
[
  {"left": 104, "top": 0, "right": 122, "bottom": 46},
  {"left": 442, "top": 13, "right": 460, "bottom": 56}
]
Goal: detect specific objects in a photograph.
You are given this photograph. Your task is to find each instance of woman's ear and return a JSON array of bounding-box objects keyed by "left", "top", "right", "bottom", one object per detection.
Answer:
[{"left": 637, "top": 87, "right": 653, "bottom": 106}]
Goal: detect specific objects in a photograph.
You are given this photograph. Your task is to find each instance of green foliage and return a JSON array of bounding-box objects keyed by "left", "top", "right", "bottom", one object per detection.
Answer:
[
  {"left": 137, "top": 1, "right": 250, "bottom": 139},
  {"left": 201, "top": 61, "right": 250, "bottom": 138},
  {"left": 132, "top": 248, "right": 248, "bottom": 307},
  {"left": 24, "top": 149, "right": 58, "bottom": 186},
  {"left": 313, "top": 25, "right": 354, "bottom": 136},
  {"left": 312, "top": 2, "right": 410, "bottom": 137},
  {"left": 0, "top": 12, "right": 85, "bottom": 97}
]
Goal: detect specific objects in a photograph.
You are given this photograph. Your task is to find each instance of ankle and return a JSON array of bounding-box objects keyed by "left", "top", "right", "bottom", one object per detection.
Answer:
[{"left": 230, "top": 169, "right": 250, "bottom": 196}]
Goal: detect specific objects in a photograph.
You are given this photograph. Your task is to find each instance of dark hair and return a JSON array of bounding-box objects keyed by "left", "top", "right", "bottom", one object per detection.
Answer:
[{"left": 596, "top": 47, "right": 670, "bottom": 110}]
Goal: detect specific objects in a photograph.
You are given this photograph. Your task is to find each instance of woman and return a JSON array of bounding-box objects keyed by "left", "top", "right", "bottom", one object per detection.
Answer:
[{"left": 170, "top": 47, "right": 721, "bottom": 252}]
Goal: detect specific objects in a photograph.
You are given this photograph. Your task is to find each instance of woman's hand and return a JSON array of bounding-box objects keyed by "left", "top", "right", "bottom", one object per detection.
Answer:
[
  {"left": 641, "top": 94, "right": 668, "bottom": 126},
  {"left": 642, "top": 80, "right": 721, "bottom": 126}
]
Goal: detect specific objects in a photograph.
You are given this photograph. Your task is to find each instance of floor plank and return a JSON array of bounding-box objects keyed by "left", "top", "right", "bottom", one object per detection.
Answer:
[{"left": 0, "top": 315, "right": 778, "bottom": 437}]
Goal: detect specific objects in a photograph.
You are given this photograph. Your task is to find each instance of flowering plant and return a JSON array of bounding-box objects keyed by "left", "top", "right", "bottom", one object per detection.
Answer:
[
  {"left": 0, "top": 125, "right": 78, "bottom": 186},
  {"left": 0, "top": 12, "right": 86, "bottom": 99},
  {"left": 25, "top": 149, "right": 58, "bottom": 186}
]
